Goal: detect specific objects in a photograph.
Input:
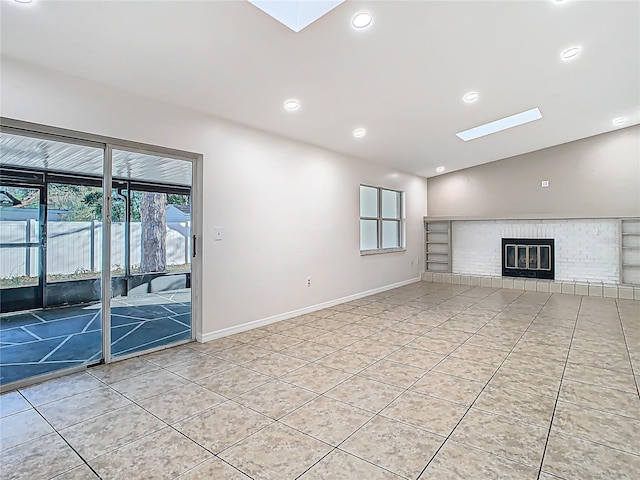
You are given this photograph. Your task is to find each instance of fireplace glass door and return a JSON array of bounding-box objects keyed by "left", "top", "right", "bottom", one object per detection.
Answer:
[{"left": 502, "top": 239, "right": 554, "bottom": 280}]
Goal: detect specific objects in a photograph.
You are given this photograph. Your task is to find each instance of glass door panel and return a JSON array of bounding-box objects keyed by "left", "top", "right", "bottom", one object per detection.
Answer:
[
  {"left": 0, "top": 130, "right": 104, "bottom": 387},
  {"left": 110, "top": 150, "right": 192, "bottom": 357}
]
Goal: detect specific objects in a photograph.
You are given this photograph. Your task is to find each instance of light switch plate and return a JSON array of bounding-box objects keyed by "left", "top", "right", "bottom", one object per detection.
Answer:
[
  {"left": 541, "top": 180, "right": 549, "bottom": 188},
  {"left": 214, "top": 228, "right": 223, "bottom": 241}
]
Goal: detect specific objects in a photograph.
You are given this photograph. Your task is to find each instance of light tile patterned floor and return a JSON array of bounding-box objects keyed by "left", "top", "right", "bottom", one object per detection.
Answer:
[{"left": 1, "top": 283, "right": 639, "bottom": 479}]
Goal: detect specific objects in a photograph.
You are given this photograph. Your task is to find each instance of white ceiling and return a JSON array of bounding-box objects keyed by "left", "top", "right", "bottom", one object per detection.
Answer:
[
  {"left": 1, "top": 0, "right": 638, "bottom": 178},
  {"left": 0, "top": 132, "right": 193, "bottom": 186}
]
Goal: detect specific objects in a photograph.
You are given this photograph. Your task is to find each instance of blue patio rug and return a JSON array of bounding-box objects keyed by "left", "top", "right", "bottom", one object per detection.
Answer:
[{"left": 0, "top": 301, "right": 191, "bottom": 386}]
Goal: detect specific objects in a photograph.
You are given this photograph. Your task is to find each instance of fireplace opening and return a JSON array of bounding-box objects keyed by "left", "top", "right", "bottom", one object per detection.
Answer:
[{"left": 502, "top": 238, "right": 554, "bottom": 280}]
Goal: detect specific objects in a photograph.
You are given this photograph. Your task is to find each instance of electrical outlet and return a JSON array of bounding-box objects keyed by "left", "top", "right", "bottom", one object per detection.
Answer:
[{"left": 306, "top": 277, "right": 311, "bottom": 287}]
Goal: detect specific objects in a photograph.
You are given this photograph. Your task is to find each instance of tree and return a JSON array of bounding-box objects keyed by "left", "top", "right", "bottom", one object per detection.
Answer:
[
  {"left": 40, "top": 183, "right": 188, "bottom": 273},
  {"left": 140, "top": 192, "right": 166, "bottom": 273}
]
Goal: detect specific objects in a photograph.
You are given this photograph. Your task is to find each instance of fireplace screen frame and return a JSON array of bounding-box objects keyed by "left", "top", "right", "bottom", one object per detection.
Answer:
[{"left": 501, "top": 238, "right": 555, "bottom": 280}]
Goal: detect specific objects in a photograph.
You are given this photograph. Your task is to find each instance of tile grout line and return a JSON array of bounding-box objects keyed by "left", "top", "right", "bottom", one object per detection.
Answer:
[
  {"left": 4, "top": 286, "right": 419, "bottom": 476},
  {"left": 534, "top": 294, "right": 582, "bottom": 480},
  {"left": 270, "top": 287, "right": 489, "bottom": 406},
  {"left": 6, "top": 285, "right": 629, "bottom": 479},
  {"left": 288, "top": 286, "right": 480, "bottom": 479},
  {"left": 415, "top": 291, "right": 555, "bottom": 478},
  {"left": 614, "top": 299, "right": 640, "bottom": 399},
  {"left": 106, "top": 350, "right": 330, "bottom": 479},
  {"left": 42, "top": 361, "right": 258, "bottom": 480},
  {"left": 284, "top": 287, "right": 530, "bottom": 478},
  {"left": 193, "top": 285, "right": 473, "bottom": 479},
  {"left": 135, "top": 330, "right": 422, "bottom": 480},
  {"left": 130, "top": 393, "right": 262, "bottom": 480},
  {"left": 12, "top": 392, "right": 106, "bottom": 480}
]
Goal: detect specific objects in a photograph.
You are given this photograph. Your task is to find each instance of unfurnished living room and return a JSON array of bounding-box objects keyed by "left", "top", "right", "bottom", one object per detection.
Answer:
[{"left": 0, "top": 0, "right": 639, "bottom": 479}]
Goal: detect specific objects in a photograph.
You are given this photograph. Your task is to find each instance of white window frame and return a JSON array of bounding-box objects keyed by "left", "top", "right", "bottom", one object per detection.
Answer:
[{"left": 360, "top": 184, "right": 405, "bottom": 255}]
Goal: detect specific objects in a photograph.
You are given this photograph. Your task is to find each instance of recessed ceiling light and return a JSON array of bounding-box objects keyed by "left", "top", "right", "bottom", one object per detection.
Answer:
[
  {"left": 436, "top": 166, "right": 446, "bottom": 173},
  {"left": 14, "top": 0, "right": 33, "bottom": 3},
  {"left": 463, "top": 92, "right": 479, "bottom": 103},
  {"left": 352, "top": 12, "right": 372, "bottom": 29},
  {"left": 613, "top": 117, "right": 627, "bottom": 126},
  {"left": 561, "top": 46, "right": 582, "bottom": 60},
  {"left": 353, "top": 128, "right": 367, "bottom": 138},
  {"left": 456, "top": 108, "right": 543, "bottom": 141},
  {"left": 283, "top": 99, "right": 300, "bottom": 111}
]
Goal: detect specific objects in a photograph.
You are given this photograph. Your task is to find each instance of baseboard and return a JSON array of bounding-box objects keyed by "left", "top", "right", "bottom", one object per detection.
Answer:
[{"left": 198, "top": 277, "right": 421, "bottom": 343}]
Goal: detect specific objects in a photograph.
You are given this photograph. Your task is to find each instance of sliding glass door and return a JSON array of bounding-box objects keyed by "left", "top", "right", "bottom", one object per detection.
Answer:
[
  {"left": 0, "top": 133, "right": 105, "bottom": 386},
  {"left": 0, "top": 128, "right": 196, "bottom": 388},
  {"left": 108, "top": 149, "right": 193, "bottom": 358}
]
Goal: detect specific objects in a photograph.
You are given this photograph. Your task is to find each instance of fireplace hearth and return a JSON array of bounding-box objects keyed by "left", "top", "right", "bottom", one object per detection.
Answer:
[{"left": 502, "top": 238, "right": 554, "bottom": 280}]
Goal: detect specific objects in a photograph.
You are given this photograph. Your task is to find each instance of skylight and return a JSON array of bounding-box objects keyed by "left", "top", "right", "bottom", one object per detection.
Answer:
[
  {"left": 456, "top": 108, "right": 543, "bottom": 141},
  {"left": 247, "top": 0, "right": 345, "bottom": 33}
]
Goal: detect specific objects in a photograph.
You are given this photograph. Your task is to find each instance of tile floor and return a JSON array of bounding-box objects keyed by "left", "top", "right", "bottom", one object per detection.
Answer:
[{"left": 1, "top": 282, "right": 639, "bottom": 479}]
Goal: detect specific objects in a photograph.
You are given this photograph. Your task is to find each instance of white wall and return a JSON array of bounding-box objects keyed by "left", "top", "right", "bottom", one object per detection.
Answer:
[
  {"left": 0, "top": 57, "right": 428, "bottom": 337},
  {"left": 452, "top": 220, "right": 620, "bottom": 284},
  {"left": 427, "top": 125, "right": 640, "bottom": 219}
]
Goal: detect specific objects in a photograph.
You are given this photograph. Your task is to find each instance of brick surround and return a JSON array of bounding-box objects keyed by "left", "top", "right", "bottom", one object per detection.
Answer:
[{"left": 451, "top": 219, "right": 619, "bottom": 284}]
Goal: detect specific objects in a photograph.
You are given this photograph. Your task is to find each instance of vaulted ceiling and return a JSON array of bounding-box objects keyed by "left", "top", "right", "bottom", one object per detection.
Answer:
[{"left": 1, "top": 0, "right": 638, "bottom": 177}]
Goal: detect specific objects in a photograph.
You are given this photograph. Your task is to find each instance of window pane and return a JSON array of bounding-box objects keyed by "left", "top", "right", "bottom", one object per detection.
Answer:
[
  {"left": 111, "top": 189, "right": 126, "bottom": 276},
  {"left": 360, "top": 219, "right": 378, "bottom": 250},
  {"left": 0, "top": 186, "right": 41, "bottom": 288},
  {"left": 0, "top": 247, "right": 39, "bottom": 288},
  {"left": 0, "top": 186, "right": 40, "bottom": 242},
  {"left": 381, "top": 189, "right": 400, "bottom": 219},
  {"left": 360, "top": 186, "right": 378, "bottom": 217},
  {"left": 166, "top": 193, "right": 191, "bottom": 272},
  {"left": 528, "top": 246, "right": 538, "bottom": 269},
  {"left": 46, "top": 183, "right": 102, "bottom": 282},
  {"left": 130, "top": 191, "right": 191, "bottom": 274},
  {"left": 517, "top": 246, "right": 527, "bottom": 269},
  {"left": 506, "top": 245, "right": 516, "bottom": 268},
  {"left": 131, "top": 191, "right": 166, "bottom": 274},
  {"left": 540, "top": 246, "right": 550, "bottom": 270},
  {"left": 382, "top": 220, "right": 400, "bottom": 248}
]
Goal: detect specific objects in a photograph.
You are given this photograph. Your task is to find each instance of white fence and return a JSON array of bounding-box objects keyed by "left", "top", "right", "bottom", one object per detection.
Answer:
[{"left": 1, "top": 221, "right": 191, "bottom": 279}]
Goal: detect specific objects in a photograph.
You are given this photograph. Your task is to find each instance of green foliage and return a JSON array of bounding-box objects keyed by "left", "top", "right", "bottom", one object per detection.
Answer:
[
  {"left": 49, "top": 186, "right": 189, "bottom": 222},
  {"left": 48, "top": 184, "right": 101, "bottom": 221},
  {"left": 2, "top": 184, "right": 189, "bottom": 222},
  {"left": 167, "top": 194, "right": 189, "bottom": 205}
]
